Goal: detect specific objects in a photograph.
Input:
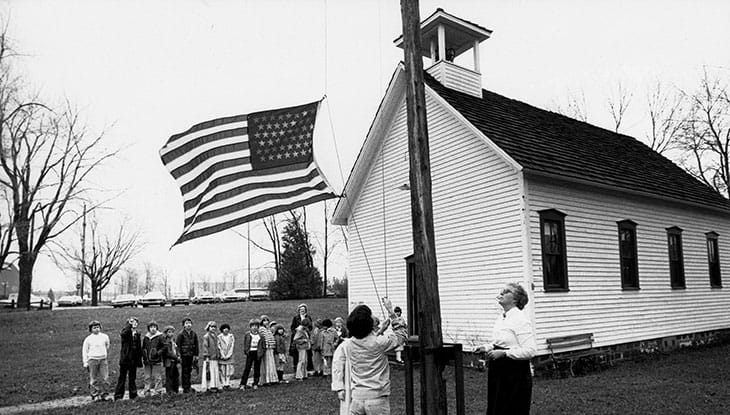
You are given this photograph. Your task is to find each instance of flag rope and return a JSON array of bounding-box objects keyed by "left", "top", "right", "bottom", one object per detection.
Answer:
[{"left": 324, "top": 98, "right": 386, "bottom": 319}]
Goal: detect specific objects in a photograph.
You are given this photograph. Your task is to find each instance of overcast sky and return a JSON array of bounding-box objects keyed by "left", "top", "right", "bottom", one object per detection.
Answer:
[{"left": 4, "top": 0, "right": 729, "bottom": 292}]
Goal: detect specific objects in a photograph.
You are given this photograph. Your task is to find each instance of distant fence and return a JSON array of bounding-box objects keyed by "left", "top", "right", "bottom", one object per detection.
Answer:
[{"left": 2, "top": 299, "right": 53, "bottom": 311}]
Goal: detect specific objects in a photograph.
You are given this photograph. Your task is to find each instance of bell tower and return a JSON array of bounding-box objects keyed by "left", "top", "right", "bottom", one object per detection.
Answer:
[{"left": 394, "top": 8, "right": 492, "bottom": 98}]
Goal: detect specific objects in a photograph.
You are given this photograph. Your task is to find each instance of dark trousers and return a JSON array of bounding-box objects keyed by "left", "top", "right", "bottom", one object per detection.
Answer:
[
  {"left": 165, "top": 364, "right": 180, "bottom": 393},
  {"left": 180, "top": 356, "right": 195, "bottom": 392},
  {"left": 114, "top": 364, "right": 138, "bottom": 399},
  {"left": 241, "top": 351, "right": 261, "bottom": 386},
  {"left": 486, "top": 355, "right": 532, "bottom": 415}
]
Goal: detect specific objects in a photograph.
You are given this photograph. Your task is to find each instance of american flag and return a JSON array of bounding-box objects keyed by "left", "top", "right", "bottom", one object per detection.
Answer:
[{"left": 160, "top": 100, "right": 336, "bottom": 245}]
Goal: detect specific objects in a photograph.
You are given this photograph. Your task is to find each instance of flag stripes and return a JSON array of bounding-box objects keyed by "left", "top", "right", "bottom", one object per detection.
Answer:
[
  {"left": 160, "top": 100, "right": 335, "bottom": 245},
  {"left": 177, "top": 192, "right": 334, "bottom": 244}
]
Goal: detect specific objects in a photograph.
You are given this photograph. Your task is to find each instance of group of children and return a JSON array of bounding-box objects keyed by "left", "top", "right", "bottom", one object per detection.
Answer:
[{"left": 80, "top": 304, "right": 355, "bottom": 400}]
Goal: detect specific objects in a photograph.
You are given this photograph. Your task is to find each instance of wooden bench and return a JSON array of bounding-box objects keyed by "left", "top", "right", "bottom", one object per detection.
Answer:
[{"left": 546, "top": 333, "right": 601, "bottom": 377}]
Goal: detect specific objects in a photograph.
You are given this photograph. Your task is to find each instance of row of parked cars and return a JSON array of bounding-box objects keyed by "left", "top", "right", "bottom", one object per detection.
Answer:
[{"left": 110, "top": 288, "right": 270, "bottom": 308}]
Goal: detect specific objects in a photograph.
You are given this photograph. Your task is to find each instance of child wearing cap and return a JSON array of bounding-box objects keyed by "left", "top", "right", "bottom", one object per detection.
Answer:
[
  {"left": 82, "top": 320, "right": 110, "bottom": 401},
  {"left": 161, "top": 325, "right": 181, "bottom": 394},
  {"left": 142, "top": 321, "right": 164, "bottom": 396},
  {"left": 217, "top": 323, "right": 235, "bottom": 389},
  {"left": 239, "top": 318, "right": 264, "bottom": 389},
  {"left": 202, "top": 321, "right": 221, "bottom": 392}
]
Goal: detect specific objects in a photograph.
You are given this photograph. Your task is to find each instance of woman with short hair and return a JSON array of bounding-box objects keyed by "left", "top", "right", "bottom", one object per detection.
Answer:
[{"left": 476, "top": 282, "right": 536, "bottom": 415}]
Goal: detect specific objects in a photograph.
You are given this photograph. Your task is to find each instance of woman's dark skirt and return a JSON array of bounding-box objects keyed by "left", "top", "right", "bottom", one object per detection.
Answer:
[{"left": 487, "top": 354, "right": 532, "bottom": 415}]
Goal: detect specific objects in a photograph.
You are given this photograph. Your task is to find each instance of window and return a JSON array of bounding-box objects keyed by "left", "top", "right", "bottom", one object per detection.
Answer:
[
  {"left": 666, "top": 227, "right": 685, "bottom": 288},
  {"left": 539, "top": 209, "right": 568, "bottom": 291},
  {"left": 618, "top": 220, "right": 639, "bottom": 289},
  {"left": 706, "top": 232, "right": 722, "bottom": 288}
]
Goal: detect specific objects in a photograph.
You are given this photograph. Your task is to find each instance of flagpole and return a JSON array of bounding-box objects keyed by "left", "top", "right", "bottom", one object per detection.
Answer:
[{"left": 247, "top": 222, "right": 251, "bottom": 299}]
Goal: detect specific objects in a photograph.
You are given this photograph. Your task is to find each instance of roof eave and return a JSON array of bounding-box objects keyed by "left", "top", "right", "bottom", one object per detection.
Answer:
[
  {"left": 524, "top": 168, "right": 730, "bottom": 215},
  {"left": 331, "top": 64, "right": 408, "bottom": 226}
]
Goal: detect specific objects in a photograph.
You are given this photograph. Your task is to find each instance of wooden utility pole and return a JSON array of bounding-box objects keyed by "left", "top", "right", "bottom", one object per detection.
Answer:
[
  {"left": 399, "top": 0, "right": 447, "bottom": 413},
  {"left": 80, "top": 204, "right": 87, "bottom": 302},
  {"left": 247, "top": 222, "right": 251, "bottom": 298},
  {"left": 323, "top": 201, "right": 329, "bottom": 297}
]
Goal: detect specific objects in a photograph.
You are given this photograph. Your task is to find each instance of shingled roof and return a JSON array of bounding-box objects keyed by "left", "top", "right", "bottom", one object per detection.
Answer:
[{"left": 424, "top": 73, "right": 730, "bottom": 213}]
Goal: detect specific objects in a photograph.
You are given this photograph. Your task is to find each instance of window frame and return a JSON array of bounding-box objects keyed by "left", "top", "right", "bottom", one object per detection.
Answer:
[
  {"left": 539, "top": 209, "right": 569, "bottom": 292},
  {"left": 666, "top": 226, "right": 686, "bottom": 289},
  {"left": 706, "top": 232, "right": 722, "bottom": 288},
  {"left": 617, "top": 220, "right": 640, "bottom": 290}
]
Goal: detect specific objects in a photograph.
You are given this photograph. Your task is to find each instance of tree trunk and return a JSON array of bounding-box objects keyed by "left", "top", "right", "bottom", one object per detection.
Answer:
[
  {"left": 15, "top": 217, "right": 36, "bottom": 309},
  {"left": 91, "top": 282, "right": 98, "bottom": 306}
]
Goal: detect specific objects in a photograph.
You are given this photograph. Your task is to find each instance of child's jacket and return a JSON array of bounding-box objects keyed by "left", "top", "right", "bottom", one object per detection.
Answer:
[
  {"left": 293, "top": 328, "right": 311, "bottom": 350},
  {"left": 142, "top": 332, "right": 164, "bottom": 365},
  {"left": 161, "top": 336, "right": 180, "bottom": 368},
  {"left": 202, "top": 332, "right": 221, "bottom": 360},
  {"left": 321, "top": 327, "right": 338, "bottom": 357}
]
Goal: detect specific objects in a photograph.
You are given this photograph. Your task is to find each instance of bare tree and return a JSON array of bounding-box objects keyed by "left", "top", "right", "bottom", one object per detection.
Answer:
[
  {"left": 607, "top": 81, "right": 633, "bottom": 133},
  {"left": 159, "top": 268, "right": 170, "bottom": 297},
  {"left": 232, "top": 216, "right": 283, "bottom": 281},
  {"left": 55, "top": 216, "right": 142, "bottom": 305},
  {"left": 644, "top": 81, "right": 686, "bottom": 154},
  {"left": 121, "top": 267, "right": 140, "bottom": 295},
  {"left": 222, "top": 269, "right": 238, "bottom": 290},
  {"left": 551, "top": 89, "right": 589, "bottom": 122},
  {"left": 0, "top": 188, "right": 14, "bottom": 270},
  {"left": 310, "top": 199, "right": 347, "bottom": 296},
  {"left": 676, "top": 69, "right": 730, "bottom": 197},
  {"left": 0, "top": 25, "right": 116, "bottom": 308},
  {"left": 143, "top": 262, "right": 157, "bottom": 293}
]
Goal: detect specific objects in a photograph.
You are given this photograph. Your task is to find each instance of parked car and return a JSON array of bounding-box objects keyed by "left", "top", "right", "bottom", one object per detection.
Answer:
[
  {"left": 111, "top": 294, "right": 137, "bottom": 308},
  {"left": 192, "top": 291, "right": 216, "bottom": 304},
  {"left": 138, "top": 291, "right": 167, "bottom": 307},
  {"left": 220, "top": 289, "right": 248, "bottom": 303},
  {"left": 248, "top": 288, "right": 271, "bottom": 301},
  {"left": 56, "top": 295, "right": 84, "bottom": 307},
  {"left": 169, "top": 292, "right": 190, "bottom": 306},
  {"left": 0, "top": 293, "right": 18, "bottom": 308}
]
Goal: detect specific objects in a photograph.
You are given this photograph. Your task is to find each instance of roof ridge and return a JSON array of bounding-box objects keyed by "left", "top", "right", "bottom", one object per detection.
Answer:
[{"left": 423, "top": 71, "right": 730, "bottom": 212}]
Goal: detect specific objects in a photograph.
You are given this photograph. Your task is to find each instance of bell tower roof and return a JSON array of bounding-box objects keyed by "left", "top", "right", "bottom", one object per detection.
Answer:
[{"left": 393, "top": 8, "right": 492, "bottom": 59}]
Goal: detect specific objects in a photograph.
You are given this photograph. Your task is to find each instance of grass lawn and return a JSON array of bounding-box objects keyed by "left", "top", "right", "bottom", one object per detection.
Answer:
[
  {"left": 2, "top": 300, "right": 730, "bottom": 414},
  {"left": 0, "top": 298, "right": 347, "bottom": 407}
]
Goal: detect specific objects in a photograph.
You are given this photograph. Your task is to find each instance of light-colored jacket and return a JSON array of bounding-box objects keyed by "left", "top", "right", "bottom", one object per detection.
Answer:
[
  {"left": 218, "top": 333, "right": 235, "bottom": 363},
  {"left": 331, "top": 338, "right": 352, "bottom": 415},
  {"left": 332, "top": 323, "right": 408, "bottom": 401}
]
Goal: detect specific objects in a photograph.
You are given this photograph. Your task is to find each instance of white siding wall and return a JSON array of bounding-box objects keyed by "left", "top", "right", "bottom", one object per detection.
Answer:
[
  {"left": 528, "top": 177, "right": 730, "bottom": 354},
  {"left": 348, "top": 92, "right": 524, "bottom": 347},
  {"left": 425, "top": 61, "right": 482, "bottom": 98}
]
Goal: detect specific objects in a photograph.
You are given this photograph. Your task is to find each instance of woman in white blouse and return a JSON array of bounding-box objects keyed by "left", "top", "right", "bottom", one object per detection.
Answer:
[{"left": 475, "top": 282, "right": 536, "bottom": 415}]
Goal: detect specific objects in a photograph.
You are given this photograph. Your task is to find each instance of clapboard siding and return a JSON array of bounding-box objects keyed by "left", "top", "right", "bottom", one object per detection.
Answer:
[
  {"left": 426, "top": 61, "right": 482, "bottom": 98},
  {"left": 528, "top": 176, "right": 730, "bottom": 354},
  {"left": 348, "top": 90, "right": 524, "bottom": 345}
]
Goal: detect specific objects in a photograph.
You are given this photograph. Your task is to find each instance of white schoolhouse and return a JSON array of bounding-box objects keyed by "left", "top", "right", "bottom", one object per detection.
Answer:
[{"left": 332, "top": 9, "right": 730, "bottom": 355}]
